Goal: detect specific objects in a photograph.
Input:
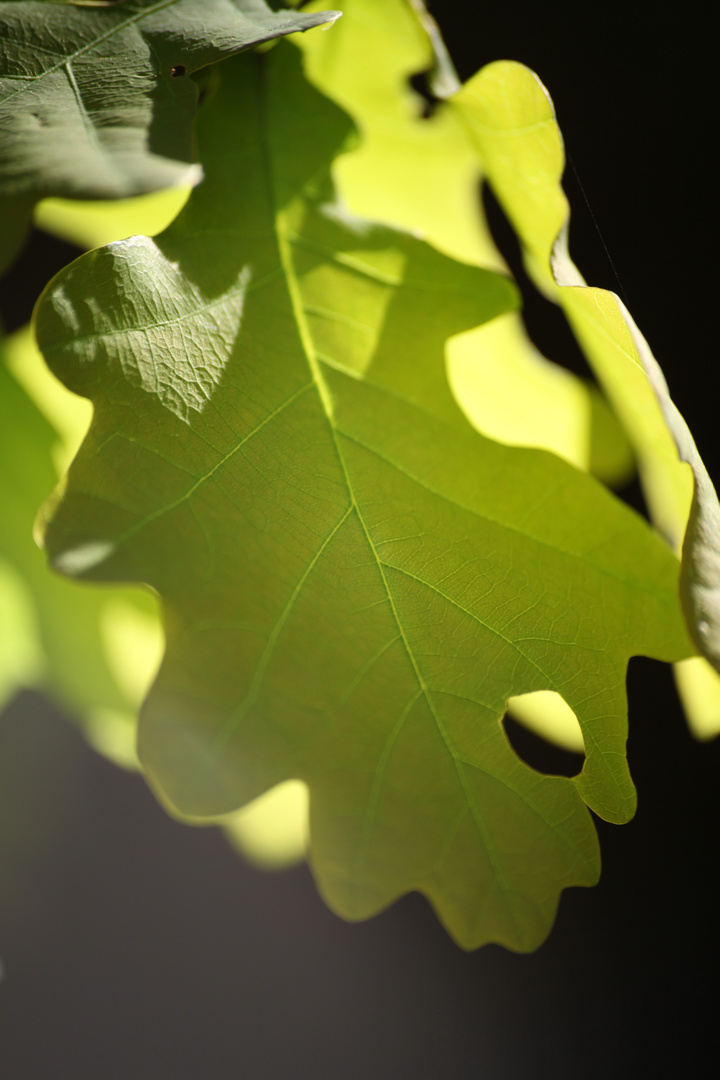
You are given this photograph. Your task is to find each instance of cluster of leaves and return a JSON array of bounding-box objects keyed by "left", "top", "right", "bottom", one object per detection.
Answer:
[{"left": 1, "top": 0, "right": 719, "bottom": 951}]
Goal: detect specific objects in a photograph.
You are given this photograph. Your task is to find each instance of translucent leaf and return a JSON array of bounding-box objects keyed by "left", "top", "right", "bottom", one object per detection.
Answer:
[
  {"left": 35, "top": 45, "right": 693, "bottom": 950},
  {"left": 0, "top": 325, "right": 160, "bottom": 765},
  {"left": 34, "top": 186, "right": 192, "bottom": 251},
  {"left": 224, "top": 779, "right": 309, "bottom": 870},
  {"left": 673, "top": 657, "right": 720, "bottom": 741},
  {"left": 452, "top": 60, "right": 720, "bottom": 735},
  {"left": 295, "top": 0, "right": 633, "bottom": 488},
  {"left": 295, "top": 0, "right": 634, "bottom": 753}
]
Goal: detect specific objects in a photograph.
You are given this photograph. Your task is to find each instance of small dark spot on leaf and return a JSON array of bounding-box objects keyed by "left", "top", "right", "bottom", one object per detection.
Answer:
[{"left": 171, "top": 65, "right": 186, "bottom": 78}]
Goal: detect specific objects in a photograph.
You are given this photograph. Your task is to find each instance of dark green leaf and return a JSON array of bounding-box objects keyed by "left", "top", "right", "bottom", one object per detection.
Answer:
[{"left": 0, "top": 0, "right": 339, "bottom": 200}]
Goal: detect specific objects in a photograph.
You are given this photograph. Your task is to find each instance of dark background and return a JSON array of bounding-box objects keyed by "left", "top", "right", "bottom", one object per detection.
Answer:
[{"left": 1, "top": 3, "right": 717, "bottom": 1077}]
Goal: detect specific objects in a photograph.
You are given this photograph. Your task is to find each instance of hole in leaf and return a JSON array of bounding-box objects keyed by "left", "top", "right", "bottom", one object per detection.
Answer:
[
  {"left": 170, "top": 64, "right": 186, "bottom": 78},
  {"left": 502, "top": 693, "right": 585, "bottom": 778},
  {"left": 503, "top": 714, "right": 585, "bottom": 777}
]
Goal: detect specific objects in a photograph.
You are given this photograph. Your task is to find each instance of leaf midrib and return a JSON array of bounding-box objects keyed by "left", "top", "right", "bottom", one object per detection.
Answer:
[{"left": 255, "top": 65, "right": 522, "bottom": 930}]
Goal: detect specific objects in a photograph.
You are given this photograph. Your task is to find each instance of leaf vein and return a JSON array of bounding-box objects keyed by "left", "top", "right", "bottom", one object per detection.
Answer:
[{"left": 114, "top": 381, "right": 314, "bottom": 544}]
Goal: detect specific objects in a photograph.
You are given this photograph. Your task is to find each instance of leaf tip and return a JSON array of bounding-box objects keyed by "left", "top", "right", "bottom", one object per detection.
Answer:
[
  {"left": 318, "top": 11, "right": 343, "bottom": 29},
  {"left": 179, "top": 163, "right": 204, "bottom": 190}
]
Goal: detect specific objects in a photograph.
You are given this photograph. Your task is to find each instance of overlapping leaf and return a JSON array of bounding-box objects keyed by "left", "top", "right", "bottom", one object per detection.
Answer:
[
  {"left": 1, "top": 173, "right": 183, "bottom": 759},
  {"left": 451, "top": 61, "right": 720, "bottom": 736},
  {"left": 4, "top": 181, "right": 293, "bottom": 856},
  {"left": 0, "top": 0, "right": 339, "bottom": 268},
  {"left": 295, "top": 0, "right": 633, "bottom": 489},
  {"left": 35, "top": 45, "right": 692, "bottom": 950},
  {"left": 33, "top": 183, "right": 191, "bottom": 251},
  {"left": 294, "top": 0, "right": 633, "bottom": 753}
]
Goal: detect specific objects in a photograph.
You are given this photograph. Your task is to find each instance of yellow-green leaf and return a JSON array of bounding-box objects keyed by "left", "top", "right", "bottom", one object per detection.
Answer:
[
  {"left": 34, "top": 45, "right": 693, "bottom": 950},
  {"left": 452, "top": 60, "right": 720, "bottom": 734}
]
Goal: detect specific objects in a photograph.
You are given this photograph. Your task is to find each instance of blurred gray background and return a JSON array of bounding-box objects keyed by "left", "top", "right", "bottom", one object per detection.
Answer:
[{"left": 1, "top": 2, "right": 716, "bottom": 1076}]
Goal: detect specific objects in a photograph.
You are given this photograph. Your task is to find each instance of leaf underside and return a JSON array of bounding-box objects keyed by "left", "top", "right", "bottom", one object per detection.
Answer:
[
  {"left": 0, "top": 0, "right": 339, "bottom": 269},
  {"left": 35, "top": 45, "right": 690, "bottom": 950}
]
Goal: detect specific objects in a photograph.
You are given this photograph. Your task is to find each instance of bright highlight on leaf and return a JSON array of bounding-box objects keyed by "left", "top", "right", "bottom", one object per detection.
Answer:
[
  {"left": 34, "top": 43, "right": 694, "bottom": 951},
  {"left": 507, "top": 690, "right": 584, "bottom": 755},
  {"left": 224, "top": 779, "right": 309, "bottom": 870},
  {"left": 34, "top": 186, "right": 192, "bottom": 252},
  {"left": 296, "top": 0, "right": 634, "bottom": 491}
]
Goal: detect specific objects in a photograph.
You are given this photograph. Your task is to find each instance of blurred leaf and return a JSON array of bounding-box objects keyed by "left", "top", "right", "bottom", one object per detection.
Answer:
[
  {"left": 0, "top": 558, "right": 44, "bottom": 703},
  {"left": 34, "top": 185, "right": 191, "bottom": 251},
  {"left": 6, "top": 324, "right": 91, "bottom": 475},
  {"left": 452, "top": 60, "right": 720, "bottom": 733},
  {"left": 295, "top": 0, "right": 634, "bottom": 489},
  {"left": 35, "top": 45, "right": 693, "bottom": 950},
  {"left": 0, "top": 325, "right": 160, "bottom": 766},
  {"left": 297, "top": 0, "right": 497, "bottom": 266},
  {"left": 224, "top": 779, "right": 309, "bottom": 870},
  {"left": 673, "top": 657, "right": 720, "bottom": 741},
  {"left": 0, "top": 192, "right": 35, "bottom": 277},
  {"left": 447, "top": 314, "right": 633, "bottom": 488}
]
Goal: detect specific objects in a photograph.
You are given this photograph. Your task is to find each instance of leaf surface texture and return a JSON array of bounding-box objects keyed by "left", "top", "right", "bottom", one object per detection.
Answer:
[{"left": 0, "top": 0, "right": 338, "bottom": 266}]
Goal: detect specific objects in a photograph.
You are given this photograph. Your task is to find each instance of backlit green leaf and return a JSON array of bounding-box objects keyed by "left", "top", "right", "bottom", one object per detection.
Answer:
[
  {"left": 11, "top": 179, "right": 295, "bottom": 853},
  {"left": 0, "top": 325, "right": 161, "bottom": 767},
  {"left": 35, "top": 45, "right": 692, "bottom": 950},
  {"left": 452, "top": 60, "right": 720, "bottom": 734},
  {"left": 34, "top": 184, "right": 191, "bottom": 250},
  {"left": 295, "top": 0, "right": 633, "bottom": 750},
  {"left": 295, "top": 0, "right": 634, "bottom": 486}
]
